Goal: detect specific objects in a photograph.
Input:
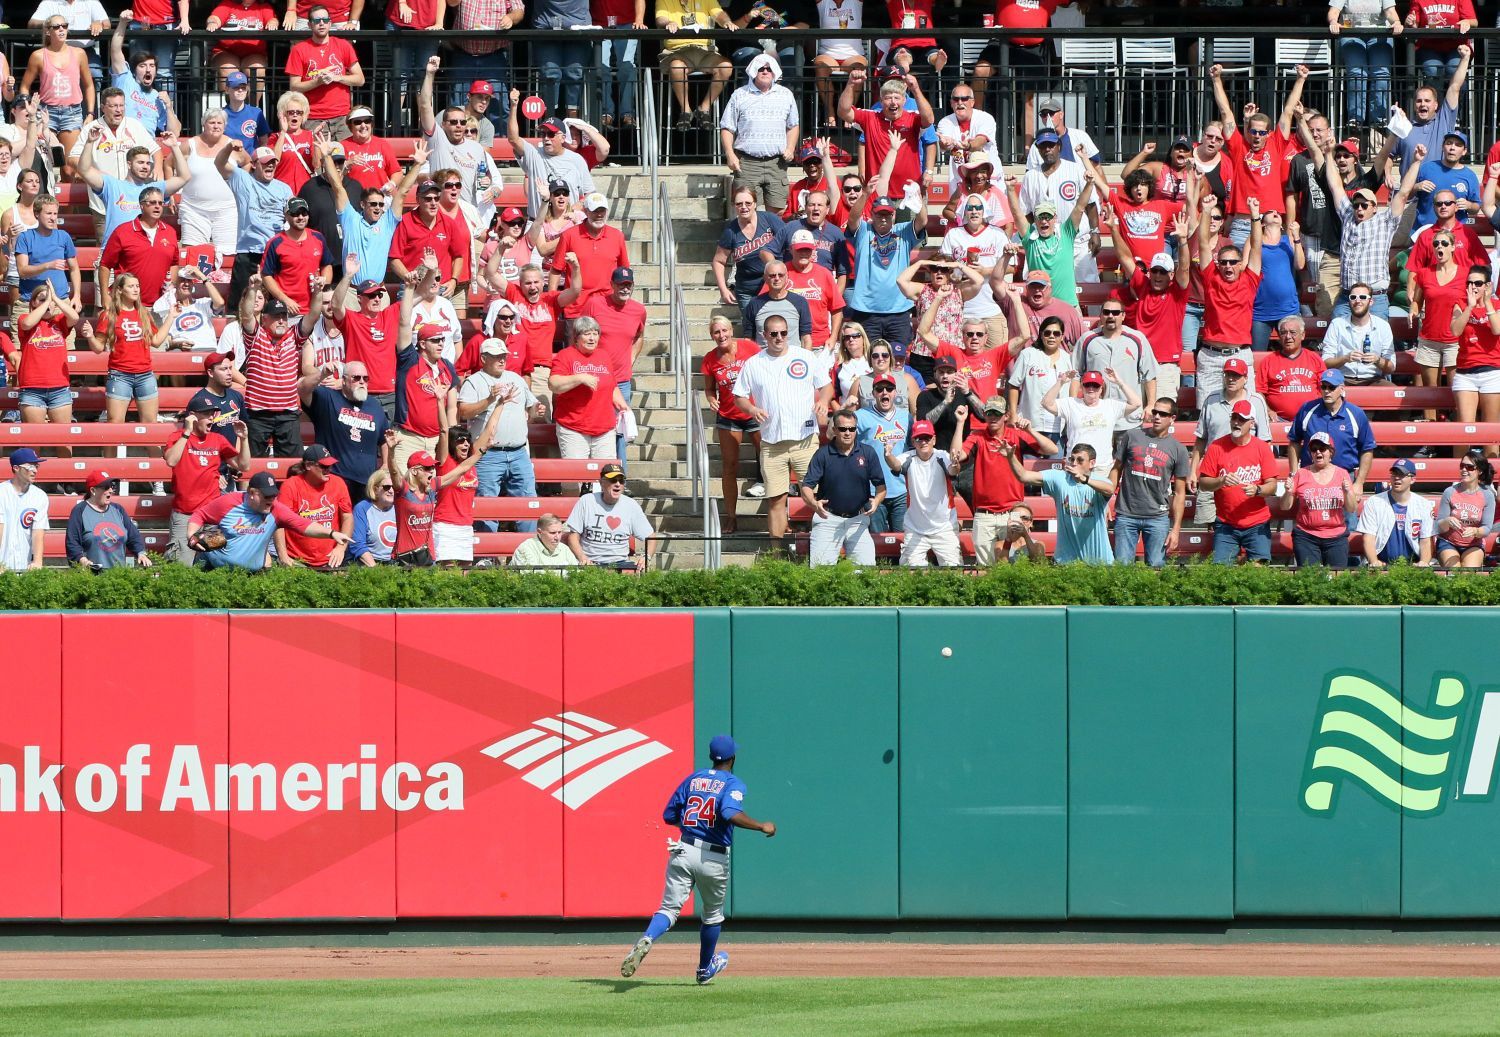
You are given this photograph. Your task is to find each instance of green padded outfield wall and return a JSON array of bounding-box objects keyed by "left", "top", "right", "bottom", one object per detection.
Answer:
[{"left": 701, "top": 607, "right": 1500, "bottom": 920}]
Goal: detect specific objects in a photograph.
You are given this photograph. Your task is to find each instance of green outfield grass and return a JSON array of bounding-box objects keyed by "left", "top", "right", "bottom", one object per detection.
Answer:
[{"left": 3, "top": 978, "right": 1500, "bottom": 1036}]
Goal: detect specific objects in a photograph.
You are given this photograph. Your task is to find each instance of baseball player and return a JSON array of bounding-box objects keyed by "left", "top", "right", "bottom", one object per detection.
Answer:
[{"left": 620, "top": 735, "right": 776, "bottom": 984}]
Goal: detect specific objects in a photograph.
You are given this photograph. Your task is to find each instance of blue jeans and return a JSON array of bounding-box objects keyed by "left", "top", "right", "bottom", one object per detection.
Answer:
[
  {"left": 599, "top": 38, "right": 640, "bottom": 120},
  {"left": 869, "top": 494, "right": 907, "bottom": 534},
  {"left": 1418, "top": 47, "right": 1463, "bottom": 93},
  {"left": 1181, "top": 303, "right": 1204, "bottom": 383},
  {"left": 386, "top": 23, "right": 441, "bottom": 100},
  {"left": 1331, "top": 290, "right": 1390, "bottom": 321},
  {"left": 1114, "top": 513, "right": 1170, "bottom": 567},
  {"left": 1339, "top": 36, "right": 1393, "bottom": 125},
  {"left": 1212, "top": 519, "right": 1272, "bottom": 564},
  {"left": 476, "top": 446, "right": 538, "bottom": 533},
  {"left": 1293, "top": 526, "right": 1349, "bottom": 568},
  {"left": 615, "top": 380, "right": 633, "bottom": 469},
  {"left": 128, "top": 21, "right": 177, "bottom": 95},
  {"left": 446, "top": 48, "right": 511, "bottom": 125},
  {"left": 533, "top": 39, "right": 588, "bottom": 114},
  {"left": 1228, "top": 216, "right": 1252, "bottom": 249},
  {"left": 842, "top": 307, "right": 914, "bottom": 349}
]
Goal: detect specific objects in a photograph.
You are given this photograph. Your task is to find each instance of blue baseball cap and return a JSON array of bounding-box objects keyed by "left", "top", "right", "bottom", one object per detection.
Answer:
[
  {"left": 1319, "top": 369, "right": 1345, "bottom": 387},
  {"left": 1390, "top": 458, "right": 1418, "bottom": 476},
  {"left": 1444, "top": 129, "right": 1470, "bottom": 148},
  {"left": 9, "top": 447, "right": 40, "bottom": 466},
  {"left": 226, "top": 71, "right": 249, "bottom": 88},
  {"left": 1034, "top": 129, "right": 1061, "bottom": 146},
  {"left": 709, "top": 735, "right": 738, "bottom": 762}
]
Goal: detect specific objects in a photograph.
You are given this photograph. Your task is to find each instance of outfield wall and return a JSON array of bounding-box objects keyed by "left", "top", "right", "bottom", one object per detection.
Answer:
[{"left": 4, "top": 608, "right": 1499, "bottom": 921}]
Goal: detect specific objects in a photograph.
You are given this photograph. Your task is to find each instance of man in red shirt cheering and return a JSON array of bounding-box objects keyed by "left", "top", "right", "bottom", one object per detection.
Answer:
[
  {"left": 548, "top": 192, "right": 630, "bottom": 321},
  {"left": 837, "top": 66, "right": 935, "bottom": 198},
  {"left": 1195, "top": 195, "right": 1264, "bottom": 397},
  {"left": 1210, "top": 61, "right": 1310, "bottom": 249},
  {"left": 99, "top": 186, "right": 178, "bottom": 305},
  {"left": 1198, "top": 398, "right": 1279, "bottom": 564}
]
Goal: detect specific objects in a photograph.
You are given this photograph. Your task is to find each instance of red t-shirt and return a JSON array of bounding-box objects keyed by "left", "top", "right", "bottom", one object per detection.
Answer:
[
  {"left": 505, "top": 283, "right": 563, "bottom": 376},
  {"left": 386, "top": 0, "right": 437, "bottom": 28},
  {"left": 1459, "top": 306, "right": 1500, "bottom": 369},
  {"left": 1406, "top": 222, "right": 1486, "bottom": 273},
  {"left": 1290, "top": 465, "right": 1352, "bottom": 537},
  {"left": 261, "top": 230, "right": 331, "bottom": 312},
  {"left": 782, "top": 265, "right": 845, "bottom": 349},
  {"left": 169, "top": 429, "right": 238, "bottom": 515},
  {"left": 782, "top": 175, "right": 850, "bottom": 227},
  {"left": 1258, "top": 348, "right": 1326, "bottom": 421},
  {"left": 1200, "top": 434, "right": 1276, "bottom": 528},
  {"left": 953, "top": 346, "right": 1011, "bottom": 429},
  {"left": 995, "top": 0, "right": 1059, "bottom": 46},
  {"left": 398, "top": 355, "right": 454, "bottom": 437},
  {"left": 210, "top": 2, "right": 276, "bottom": 57},
  {"left": 339, "top": 305, "right": 401, "bottom": 394},
  {"left": 887, "top": 0, "right": 938, "bottom": 48},
  {"left": 963, "top": 424, "right": 1040, "bottom": 510},
  {"left": 1224, "top": 126, "right": 1295, "bottom": 217},
  {"left": 277, "top": 472, "right": 350, "bottom": 566},
  {"left": 17, "top": 317, "right": 70, "bottom": 388},
  {"left": 107, "top": 307, "right": 154, "bottom": 374},
  {"left": 1110, "top": 192, "right": 1182, "bottom": 263},
  {"left": 293, "top": 0, "right": 352, "bottom": 20},
  {"left": 1442, "top": 485, "right": 1490, "bottom": 547},
  {"left": 580, "top": 294, "right": 648, "bottom": 385},
  {"left": 394, "top": 483, "right": 436, "bottom": 555},
  {"left": 1124, "top": 268, "right": 1189, "bottom": 364},
  {"left": 132, "top": 0, "right": 175, "bottom": 24},
  {"left": 1408, "top": 0, "right": 1475, "bottom": 51},
  {"left": 1201, "top": 264, "right": 1261, "bottom": 345},
  {"left": 551, "top": 345, "right": 618, "bottom": 436},
  {"left": 434, "top": 456, "right": 480, "bottom": 526},
  {"left": 268, "top": 130, "right": 317, "bottom": 193},
  {"left": 548, "top": 223, "right": 631, "bottom": 318},
  {"left": 702, "top": 340, "right": 761, "bottom": 421},
  {"left": 392, "top": 211, "right": 466, "bottom": 283},
  {"left": 1413, "top": 266, "right": 1466, "bottom": 343},
  {"left": 100, "top": 220, "right": 178, "bottom": 306},
  {"left": 285, "top": 37, "right": 360, "bottom": 120},
  {"left": 853, "top": 108, "right": 924, "bottom": 195},
  {"left": 342, "top": 136, "right": 401, "bottom": 192}
]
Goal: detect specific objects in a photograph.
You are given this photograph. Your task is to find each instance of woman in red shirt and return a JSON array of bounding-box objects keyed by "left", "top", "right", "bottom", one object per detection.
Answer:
[
  {"left": 431, "top": 403, "right": 502, "bottom": 567},
  {"left": 1278, "top": 431, "right": 1353, "bottom": 569},
  {"left": 1436, "top": 451, "right": 1495, "bottom": 568},
  {"left": 6, "top": 281, "right": 76, "bottom": 433},
  {"left": 1408, "top": 229, "right": 1466, "bottom": 396},
  {"left": 1450, "top": 267, "right": 1500, "bottom": 437},
  {"left": 548, "top": 316, "right": 629, "bottom": 461},
  {"left": 80, "top": 273, "right": 174, "bottom": 424},
  {"left": 384, "top": 425, "right": 479, "bottom": 568},
  {"left": 701, "top": 315, "right": 763, "bottom": 534},
  {"left": 268, "top": 92, "right": 316, "bottom": 194}
]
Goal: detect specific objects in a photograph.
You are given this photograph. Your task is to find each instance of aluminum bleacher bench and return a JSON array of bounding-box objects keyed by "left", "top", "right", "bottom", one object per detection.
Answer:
[
  {"left": 9, "top": 456, "right": 610, "bottom": 483},
  {"left": 0, "top": 422, "right": 561, "bottom": 448}
]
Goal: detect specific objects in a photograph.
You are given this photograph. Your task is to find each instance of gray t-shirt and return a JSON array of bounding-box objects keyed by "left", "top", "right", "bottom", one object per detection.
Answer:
[
  {"left": 1195, "top": 390, "right": 1273, "bottom": 446},
  {"left": 566, "top": 491, "right": 652, "bottom": 564},
  {"left": 1113, "top": 427, "right": 1191, "bottom": 518},
  {"left": 518, "top": 142, "right": 595, "bottom": 218},
  {"left": 458, "top": 369, "right": 537, "bottom": 449}
]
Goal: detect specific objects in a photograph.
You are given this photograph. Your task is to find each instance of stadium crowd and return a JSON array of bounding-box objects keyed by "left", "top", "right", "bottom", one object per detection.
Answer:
[{"left": 0, "top": 3, "right": 1496, "bottom": 572}]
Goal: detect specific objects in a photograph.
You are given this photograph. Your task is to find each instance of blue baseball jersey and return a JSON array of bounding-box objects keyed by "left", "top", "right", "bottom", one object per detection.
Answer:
[{"left": 662, "top": 767, "right": 746, "bottom": 849}]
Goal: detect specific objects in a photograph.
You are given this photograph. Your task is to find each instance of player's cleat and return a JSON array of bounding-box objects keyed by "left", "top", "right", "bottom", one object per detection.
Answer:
[
  {"left": 620, "top": 937, "right": 652, "bottom": 978},
  {"left": 696, "top": 952, "right": 728, "bottom": 985}
]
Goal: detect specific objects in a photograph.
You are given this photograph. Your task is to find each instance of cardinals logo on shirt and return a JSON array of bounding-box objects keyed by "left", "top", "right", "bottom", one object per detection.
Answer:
[
  {"left": 94, "top": 521, "right": 125, "bottom": 549},
  {"left": 120, "top": 317, "right": 144, "bottom": 340},
  {"left": 1245, "top": 152, "right": 1273, "bottom": 177}
]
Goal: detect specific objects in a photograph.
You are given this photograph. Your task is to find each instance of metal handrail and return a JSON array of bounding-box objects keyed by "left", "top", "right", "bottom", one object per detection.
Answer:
[{"left": 643, "top": 68, "right": 661, "bottom": 297}]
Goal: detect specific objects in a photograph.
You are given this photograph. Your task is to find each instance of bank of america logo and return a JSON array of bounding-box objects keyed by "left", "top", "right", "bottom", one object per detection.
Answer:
[
  {"left": 1302, "top": 673, "right": 1467, "bottom": 817},
  {"left": 481, "top": 712, "right": 672, "bottom": 809}
]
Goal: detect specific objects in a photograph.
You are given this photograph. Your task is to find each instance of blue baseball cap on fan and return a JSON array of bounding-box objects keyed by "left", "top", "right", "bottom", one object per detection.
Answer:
[
  {"left": 709, "top": 735, "right": 738, "bottom": 762},
  {"left": 9, "top": 448, "right": 40, "bottom": 467}
]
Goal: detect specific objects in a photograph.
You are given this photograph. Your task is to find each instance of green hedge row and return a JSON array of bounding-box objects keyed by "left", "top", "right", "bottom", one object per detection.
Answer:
[{"left": 0, "top": 560, "right": 1496, "bottom": 609}]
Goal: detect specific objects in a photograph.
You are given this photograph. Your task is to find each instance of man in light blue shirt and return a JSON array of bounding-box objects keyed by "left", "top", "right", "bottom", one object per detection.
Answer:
[
  {"left": 855, "top": 375, "right": 911, "bottom": 533},
  {"left": 1005, "top": 440, "right": 1115, "bottom": 563},
  {"left": 329, "top": 139, "right": 428, "bottom": 284},
  {"left": 217, "top": 140, "right": 292, "bottom": 309},
  {"left": 843, "top": 185, "right": 927, "bottom": 350}
]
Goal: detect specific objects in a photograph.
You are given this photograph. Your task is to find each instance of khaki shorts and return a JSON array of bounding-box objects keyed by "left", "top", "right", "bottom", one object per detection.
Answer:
[
  {"left": 1154, "top": 362, "right": 1181, "bottom": 405},
  {"left": 760, "top": 434, "right": 817, "bottom": 498},
  {"left": 660, "top": 46, "right": 728, "bottom": 73},
  {"left": 1414, "top": 338, "right": 1459, "bottom": 369},
  {"left": 971, "top": 508, "right": 1017, "bottom": 568},
  {"left": 392, "top": 429, "right": 438, "bottom": 473}
]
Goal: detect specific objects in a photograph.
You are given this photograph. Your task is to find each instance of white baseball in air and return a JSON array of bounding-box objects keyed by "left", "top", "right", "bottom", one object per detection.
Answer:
[{"left": 941, "top": 647, "right": 953, "bottom": 657}]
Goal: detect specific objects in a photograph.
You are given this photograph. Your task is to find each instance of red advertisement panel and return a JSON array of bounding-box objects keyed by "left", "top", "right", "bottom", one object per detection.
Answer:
[
  {"left": 61, "top": 613, "right": 230, "bottom": 919},
  {"left": 561, "top": 612, "right": 695, "bottom": 918},
  {"left": 0, "top": 614, "right": 61, "bottom": 918},
  {"left": 394, "top": 612, "right": 564, "bottom": 916},
  {"left": 227, "top": 612, "right": 397, "bottom": 919}
]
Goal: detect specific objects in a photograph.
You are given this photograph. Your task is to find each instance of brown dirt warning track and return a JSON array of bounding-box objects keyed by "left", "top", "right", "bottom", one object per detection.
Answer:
[{"left": 2, "top": 943, "right": 1500, "bottom": 980}]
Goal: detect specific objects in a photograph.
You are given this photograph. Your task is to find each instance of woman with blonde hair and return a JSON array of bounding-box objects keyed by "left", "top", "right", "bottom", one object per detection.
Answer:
[
  {"left": 80, "top": 272, "right": 174, "bottom": 423},
  {"left": 832, "top": 320, "right": 871, "bottom": 403},
  {"left": 268, "top": 91, "right": 315, "bottom": 193},
  {"left": 701, "top": 313, "right": 765, "bottom": 533}
]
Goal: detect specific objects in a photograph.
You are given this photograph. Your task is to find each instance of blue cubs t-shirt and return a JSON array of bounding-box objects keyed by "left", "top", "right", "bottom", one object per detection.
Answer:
[
  {"left": 845, "top": 220, "right": 920, "bottom": 314},
  {"left": 662, "top": 767, "right": 747, "bottom": 848}
]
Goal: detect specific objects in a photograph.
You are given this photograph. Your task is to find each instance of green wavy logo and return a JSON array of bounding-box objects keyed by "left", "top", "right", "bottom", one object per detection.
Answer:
[{"left": 1302, "top": 673, "right": 1467, "bottom": 817}]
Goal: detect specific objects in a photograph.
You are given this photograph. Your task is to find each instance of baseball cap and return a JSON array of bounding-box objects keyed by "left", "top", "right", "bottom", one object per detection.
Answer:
[
  {"left": 1445, "top": 129, "right": 1470, "bottom": 147},
  {"left": 1171, "top": 135, "right": 1193, "bottom": 151},
  {"left": 1391, "top": 458, "right": 1418, "bottom": 476},
  {"left": 285, "top": 198, "right": 310, "bottom": 216},
  {"left": 357, "top": 280, "right": 387, "bottom": 297},
  {"left": 348, "top": 105, "right": 375, "bottom": 122},
  {"left": 262, "top": 299, "right": 289, "bottom": 317},
  {"left": 547, "top": 177, "right": 570, "bottom": 195},
  {"left": 247, "top": 471, "right": 279, "bottom": 497},
  {"left": 873, "top": 373, "right": 897, "bottom": 389},
  {"left": 1148, "top": 251, "right": 1174, "bottom": 272},
  {"left": 583, "top": 191, "right": 609, "bottom": 213},
  {"left": 500, "top": 205, "right": 526, "bottom": 223},
  {"left": 600, "top": 462, "right": 626, "bottom": 482},
  {"left": 1033, "top": 200, "right": 1059, "bottom": 218},
  {"left": 796, "top": 140, "right": 823, "bottom": 163},
  {"left": 417, "top": 323, "right": 448, "bottom": 341},
  {"left": 933, "top": 354, "right": 958, "bottom": 371},
  {"left": 878, "top": 64, "right": 906, "bottom": 81},
  {"left": 871, "top": 195, "right": 897, "bottom": 214},
  {"left": 709, "top": 734, "right": 739, "bottom": 762},
  {"left": 1320, "top": 368, "right": 1346, "bottom": 387},
  {"left": 479, "top": 338, "right": 509, "bottom": 356},
  {"left": 302, "top": 444, "right": 338, "bottom": 467},
  {"left": 8, "top": 447, "right": 40, "bottom": 467},
  {"left": 891, "top": 340, "right": 909, "bottom": 361},
  {"left": 1336, "top": 137, "right": 1361, "bottom": 156},
  {"left": 1034, "top": 128, "right": 1061, "bottom": 145},
  {"left": 408, "top": 451, "right": 438, "bottom": 470},
  {"left": 539, "top": 117, "right": 566, "bottom": 135},
  {"left": 327, "top": 141, "right": 345, "bottom": 160},
  {"left": 1081, "top": 370, "right": 1107, "bottom": 388},
  {"left": 1230, "top": 399, "right": 1255, "bottom": 420},
  {"left": 789, "top": 229, "right": 818, "bottom": 250},
  {"left": 1038, "top": 97, "right": 1063, "bottom": 115},
  {"left": 253, "top": 146, "right": 278, "bottom": 162},
  {"left": 1351, "top": 187, "right": 1379, "bottom": 204},
  {"left": 189, "top": 396, "right": 222, "bottom": 414},
  {"left": 416, "top": 178, "right": 441, "bottom": 196},
  {"left": 1307, "top": 431, "right": 1335, "bottom": 450},
  {"left": 1223, "top": 357, "right": 1249, "bottom": 376},
  {"left": 469, "top": 80, "right": 495, "bottom": 96},
  {"left": 612, "top": 267, "right": 636, "bottom": 284},
  {"left": 1025, "top": 270, "right": 1052, "bottom": 286},
  {"left": 86, "top": 471, "right": 118, "bottom": 491},
  {"left": 911, "top": 420, "right": 936, "bottom": 439},
  {"left": 982, "top": 396, "right": 1008, "bottom": 416},
  {"left": 226, "top": 71, "right": 249, "bottom": 88}
]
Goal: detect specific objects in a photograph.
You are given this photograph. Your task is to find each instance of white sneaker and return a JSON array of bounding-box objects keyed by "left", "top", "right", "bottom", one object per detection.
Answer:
[
  {"left": 151, "top": 481, "right": 167, "bottom": 496},
  {"left": 746, "top": 481, "right": 766, "bottom": 498},
  {"left": 620, "top": 936, "right": 652, "bottom": 978}
]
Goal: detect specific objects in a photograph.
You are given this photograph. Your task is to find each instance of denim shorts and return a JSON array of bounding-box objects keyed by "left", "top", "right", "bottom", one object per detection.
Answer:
[
  {"left": 17, "top": 385, "right": 72, "bottom": 410},
  {"left": 105, "top": 370, "right": 159, "bottom": 402},
  {"left": 47, "top": 102, "right": 84, "bottom": 134},
  {"left": 715, "top": 414, "right": 761, "bottom": 433}
]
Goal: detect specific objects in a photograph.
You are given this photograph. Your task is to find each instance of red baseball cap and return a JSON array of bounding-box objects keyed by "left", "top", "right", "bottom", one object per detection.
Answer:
[
  {"left": 86, "top": 471, "right": 117, "bottom": 491},
  {"left": 408, "top": 450, "right": 438, "bottom": 469},
  {"left": 501, "top": 205, "right": 526, "bottom": 223},
  {"left": 1223, "top": 357, "right": 1249, "bottom": 376},
  {"left": 416, "top": 323, "right": 448, "bottom": 341},
  {"left": 1230, "top": 399, "right": 1255, "bottom": 420},
  {"left": 911, "top": 420, "right": 936, "bottom": 439},
  {"left": 873, "top": 373, "right": 897, "bottom": 389},
  {"left": 469, "top": 80, "right": 495, "bottom": 96},
  {"left": 1080, "top": 370, "right": 1105, "bottom": 387}
]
